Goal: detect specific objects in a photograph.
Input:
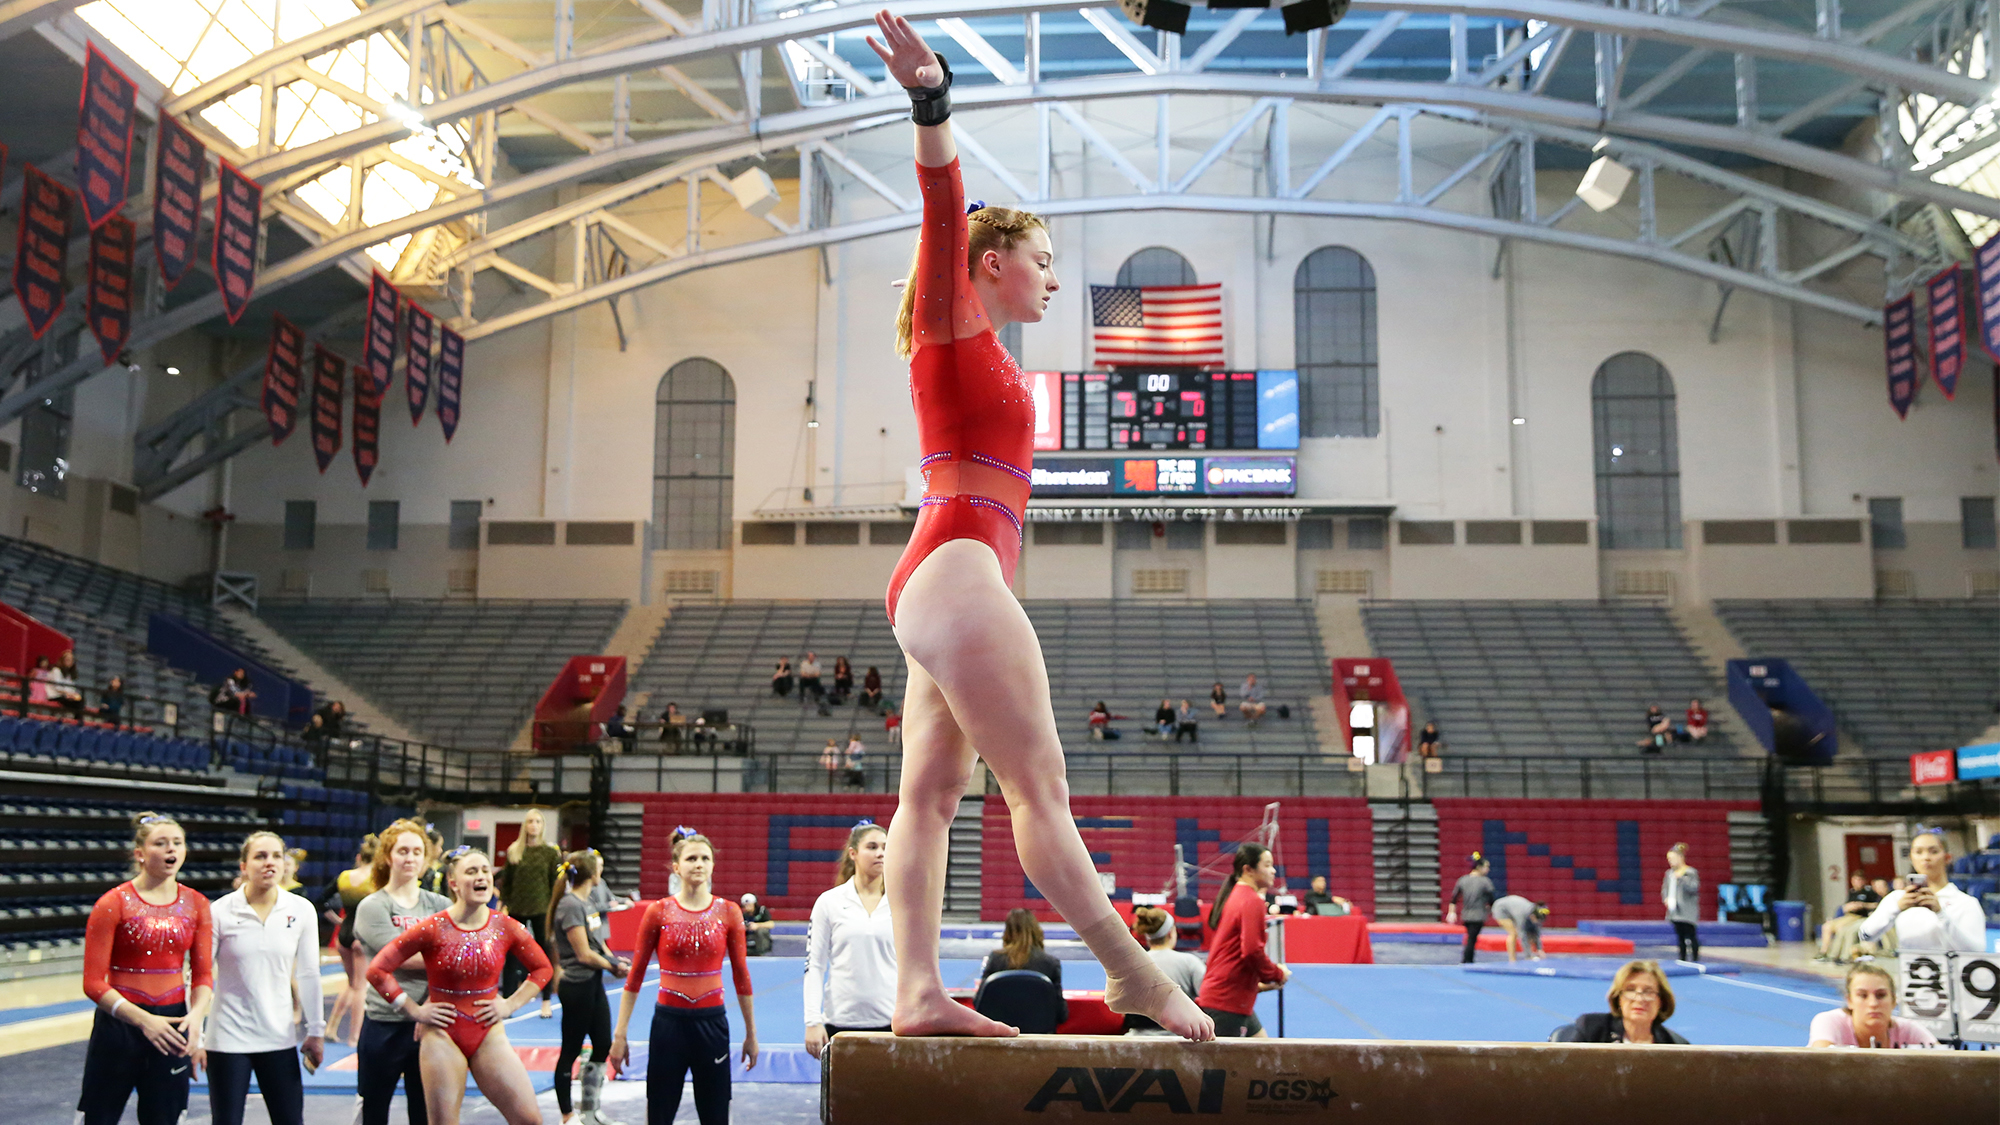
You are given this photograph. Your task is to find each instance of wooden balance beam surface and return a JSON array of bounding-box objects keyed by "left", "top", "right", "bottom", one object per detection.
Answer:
[{"left": 822, "top": 1034, "right": 1995, "bottom": 1123}]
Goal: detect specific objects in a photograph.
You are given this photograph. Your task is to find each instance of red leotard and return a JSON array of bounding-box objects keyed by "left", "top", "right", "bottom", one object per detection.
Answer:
[
  {"left": 884, "top": 157, "right": 1035, "bottom": 624},
  {"left": 83, "top": 881, "right": 214, "bottom": 1007},
  {"left": 623, "top": 897, "right": 752, "bottom": 1009},
  {"left": 366, "top": 909, "right": 552, "bottom": 1058}
]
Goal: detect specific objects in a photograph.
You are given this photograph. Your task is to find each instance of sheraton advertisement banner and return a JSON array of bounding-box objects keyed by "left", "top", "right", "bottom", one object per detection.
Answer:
[
  {"left": 153, "top": 116, "right": 205, "bottom": 288},
  {"left": 75, "top": 43, "right": 136, "bottom": 231}
]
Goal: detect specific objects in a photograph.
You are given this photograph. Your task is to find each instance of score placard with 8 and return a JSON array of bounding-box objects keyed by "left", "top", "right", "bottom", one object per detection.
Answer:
[{"left": 1897, "top": 953, "right": 1958, "bottom": 1040}]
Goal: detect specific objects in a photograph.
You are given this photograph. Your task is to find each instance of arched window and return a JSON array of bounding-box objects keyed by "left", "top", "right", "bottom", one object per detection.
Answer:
[
  {"left": 654, "top": 358, "right": 736, "bottom": 550},
  {"left": 1293, "top": 247, "right": 1379, "bottom": 438},
  {"left": 1591, "top": 352, "right": 1681, "bottom": 549},
  {"left": 1116, "top": 247, "right": 1196, "bottom": 287}
]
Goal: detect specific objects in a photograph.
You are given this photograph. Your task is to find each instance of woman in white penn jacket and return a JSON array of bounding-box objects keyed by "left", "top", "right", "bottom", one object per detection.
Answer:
[
  {"left": 1858, "top": 828, "right": 1986, "bottom": 953},
  {"left": 804, "top": 820, "right": 896, "bottom": 1058}
]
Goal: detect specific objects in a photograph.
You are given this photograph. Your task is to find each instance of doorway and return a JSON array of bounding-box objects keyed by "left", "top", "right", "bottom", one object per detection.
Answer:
[{"left": 1844, "top": 834, "right": 1896, "bottom": 884}]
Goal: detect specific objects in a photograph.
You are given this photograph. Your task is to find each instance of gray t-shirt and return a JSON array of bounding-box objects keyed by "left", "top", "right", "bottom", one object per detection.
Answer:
[
  {"left": 1490, "top": 894, "right": 1538, "bottom": 931},
  {"left": 1149, "top": 947, "right": 1204, "bottom": 1001},
  {"left": 1451, "top": 874, "right": 1496, "bottom": 923},
  {"left": 552, "top": 891, "right": 614, "bottom": 984},
  {"left": 353, "top": 886, "right": 451, "bottom": 1022},
  {"left": 586, "top": 881, "right": 614, "bottom": 943}
]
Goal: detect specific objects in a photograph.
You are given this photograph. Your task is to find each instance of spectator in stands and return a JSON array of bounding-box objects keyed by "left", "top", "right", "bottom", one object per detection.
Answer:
[
  {"left": 201, "top": 830, "right": 324, "bottom": 1125},
  {"left": 351, "top": 819, "right": 448, "bottom": 1125},
  {"left": 1553, "top": 960, "right": 1689, "bottom": 1044},
  {"left": 50, "top": 650, "right": 85, "bottom": 718},
  {"left": 1858, "top": 827, "right": 1985, "bottom": 953},
  {"left": 771, "top": 658, "right": 794, "bottom": 698},
  {"left": 1154, "top": 699, "right": 1177, "bottom": 740},
  {"left": 1201, "top": 843, "right": 1289, "bottom": 1037},
  {"left": 1490, "top": 895, "right": 1547, "bottom": 962},
  {"left": 821, "top": 739, "right": 842, "bottom": 786},
  {"left": 27, "top": 654, "right": 54, "bottom": 710},
  {"left": 799, "top": 652, "right": 825, "bottom": 702},
  {"left": 1807, "top": 963, "right": 1940, "bottom": 1049},
  {"left": 605, "top": 706, "right": 636, "bottom": 753},
  {"left": 1663, "top": 843, "right": 1701, "bottom": 962},
  {"left": 1417, "top": 722, "right": 1442, "bottom": 758},
  {"left": 315, "top": 701, "right": 348, "bottom": 742},
  {"left": 860, "top": 666, "right": 884, "bottom": 711},
  {"left": 1640, "top": 705, "right": 1671, "bottom": 753},
  {"left": 212, "top": 668, "right": 256, "bottom": 716},
  {"left": 1239, "top": 674, "right": 1267, "bottom": 725},
  {"left": 1816, "top": 872, "right": 1881, "bottom": 962},
  {"left": 1683, "top": 698, "right": 1710, "bottom": 742},
  {"left": 1854, "top": 877, "right": 1897, "bottom": 958},
  {"left": 1125, "top": 906, "right": 1202, "bottom": 1035},
  {"left": 1174, "top": 699, "right": 1198, "bottom": 743},
  {"left": 1301, "top": 876, "right": 1350, "bottom": 916},
  {"left": 659, "top": 703, "right": 685, "bottom": 750},
  {"left": 499, "top": 808, "right": 562, "bottom": 1020},
  {"left": 832, "top": 656, "right": 854, "bottom": 704},
  {"left": 741, "top": 893, "right": 775, "bottom": 957},
  {"left": 804, "top": 822, "right": 895, "bottom": 1057},
  {"left": 844, "top": 735, "right": 867, "bottom": 790},
  {"left": 98, "top": 675, "right": 127, "bottom": 728},
  {"left": 1209, "top": 681, "right": 1228, "bottom": 720},
  {"left": 884, "top": 705, "right": 902, "bottom": 747},
  {"left": 980, "top": 908, "right": 1067, "bottom": 1027},
  {"left": 1446, "top": 853, "right": 1495, "bottom": 963},
  {"left": 1088, "top": 701, "right": 1123, "bottom": 741},
  {"left": 326, "top": 835, "right": 380, "bottom": 1047}
]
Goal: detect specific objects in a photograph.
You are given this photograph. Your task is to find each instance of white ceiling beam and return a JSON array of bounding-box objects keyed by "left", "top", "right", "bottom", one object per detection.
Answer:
[
  {"left": 788, "top": 33, "right": 882, "bottom": 96},
  {"left": 810, "top": 141, "right": 918, "bottom": 211},
  {"left": 1053, "top": 101, "right": 1155, "bottom": 193},
  {"left": 953, "top": 126, "right": 1034, "bottom": 201},
  {"left": 936, "top": 17, "right": 1022, "bottom": 84},
  {"left": 1184, "top": 9, "right": 1263, "bottom": 75},
  {"left": 1078, "top": 7, "right": 1163, "bottom": 76},
  {"left": 1172, "top": 97, "right": 1275, "bottom": 193},
  {"left": 1324, "top": 12, "right": 1407, "bottom": 81}
]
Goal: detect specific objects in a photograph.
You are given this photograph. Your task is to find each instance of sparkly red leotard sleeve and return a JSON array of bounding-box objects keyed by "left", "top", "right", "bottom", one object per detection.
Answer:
[
  {"left": 625, "top": 898, "right": 752, "bottom": 1010},
  {"left": 884, "top": 158, "right": 1036, "bottom": 623},
  {"left": 83, "top": 882, "right": 214, "bottom": 1007}
]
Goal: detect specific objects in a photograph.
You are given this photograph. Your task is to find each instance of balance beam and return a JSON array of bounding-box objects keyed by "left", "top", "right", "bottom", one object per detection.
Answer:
[{"left": 822, "top": 1034, "right": 1994, "bottom": 1123}]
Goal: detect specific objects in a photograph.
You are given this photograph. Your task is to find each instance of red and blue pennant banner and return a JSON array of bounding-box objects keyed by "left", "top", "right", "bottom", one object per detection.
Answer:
[
  {"left": 212, "top": 160, "right": 262, "bottom": 325},
  {"left": 309, "top": 344, "right": 345, "bottom": 473},
  {"left": 1884, "top": 293, "right": 1920, "bottom": 419},
  {"left": 153, "top": 117, "right": 205, "bottom": 289},
  {"left": 75, "top": 43, "right": 136, "bottom": 231},
  {"left": 263, "top": 314, "right": 305, "bottom": 445},
  {"left": 13, "top": 165, "right": 73, "bottom": 339},
  {"left": 1926, "top": 266, "right": 1965, "bottom": 400},
  {"left": 352, "top": 370, "right": 382, "bottom": 487},
  {"left": 85, "top": 214, "right": 135, "bottom": 364},
  {"left": 437, "top": 324, "right": 464, "bottom": 442},
  {"left": 405, "top": 302, "right": 435, "bottom": 424},
  {"left": 363, "top": 271, "right": 401, "bottom": 395},
  {"left": 1979, "top": 234, "right": 2000, "bottom": 361}
]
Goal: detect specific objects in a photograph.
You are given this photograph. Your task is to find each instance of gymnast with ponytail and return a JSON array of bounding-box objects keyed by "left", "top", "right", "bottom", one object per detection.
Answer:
[
  {"left": 1197, "top": 843, "right": 1288, "bottom": 1038},
  {"left": 549, "top": 849, "right": 628, "bottom": 1125},
  {"left": 1447, "top": 852, "right": 1496, "bottom": 964}
]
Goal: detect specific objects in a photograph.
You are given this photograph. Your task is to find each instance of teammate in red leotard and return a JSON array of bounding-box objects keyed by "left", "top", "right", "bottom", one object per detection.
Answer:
[
  {"left": 366, "top": 846, "right": 550, "bottom": 1125},
  {"left": 76, "top": 810, "right": 215, "bottom": 1125},
  {"left": 862, "top": 10, "right": 1213, "bottom": 1044},
  {"left": 610, "top": 829, "right": 759, "bottom": 1125}
]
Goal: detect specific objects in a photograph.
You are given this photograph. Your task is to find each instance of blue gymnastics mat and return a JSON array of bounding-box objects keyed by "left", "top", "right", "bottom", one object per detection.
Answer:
[{"left": 1464, "top": 956, "right": 1735, "bottom": 980}]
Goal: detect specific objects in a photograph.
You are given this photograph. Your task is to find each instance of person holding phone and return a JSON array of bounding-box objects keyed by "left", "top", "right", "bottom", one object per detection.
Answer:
[{"left": 1857, "top": 828, "right": 1984, "bottom": 953}]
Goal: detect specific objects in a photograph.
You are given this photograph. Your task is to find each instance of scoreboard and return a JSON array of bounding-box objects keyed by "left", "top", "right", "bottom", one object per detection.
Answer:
[{"left": 1030, "top": 370, "right": 1298, "bottom": 452}]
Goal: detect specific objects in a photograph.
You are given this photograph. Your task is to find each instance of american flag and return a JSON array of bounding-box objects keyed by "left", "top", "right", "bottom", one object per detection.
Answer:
[{"left": 1090, "top": 283, "right": 1225, "bottom": 366}]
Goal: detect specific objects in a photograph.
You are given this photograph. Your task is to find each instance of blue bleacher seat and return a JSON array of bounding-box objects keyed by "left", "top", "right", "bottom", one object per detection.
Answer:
[
  {"left": 1717, "top": 884, "right": 1743, "bottom": 918},
  {"left": 1744, "top": 885, "right": 1769, "bottom": 913}
]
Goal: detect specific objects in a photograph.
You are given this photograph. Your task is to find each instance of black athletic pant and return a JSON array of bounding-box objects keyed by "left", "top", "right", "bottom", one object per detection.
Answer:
[
  {"left": 503, "top": 913, "right": 558, "bottom": 1001},
  {"left": 1673, "top": 920, "right": 1701, "bottom": 962},
  {"left": 207, "top": 1047, "right": 305, "bottom": 1125},
  {"left": 356, "top": 1016, "right": 429, "bottom": 1125},
  {"left": 648, "top": 1005, "right": 732, "bottom": 1125},
  {"left": 555, "top": 975, "right": 611, "bottom": 1115},
  {"left": 76, "top": 1001, "right": 190, "bottom": 1125},
  {"left": 1461, "top": 921, "right": 1484, "bottom": 963}
]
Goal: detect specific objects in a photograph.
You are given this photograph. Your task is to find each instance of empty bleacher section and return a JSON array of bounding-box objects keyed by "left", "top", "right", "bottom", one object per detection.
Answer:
[
  {"left": 1361, "top": 602, "right": 1736, "bottom": 756},
  {"left": 1713, "top": 600, "right": 2000, "bottom": 757},
  {"left": 1432, "top": 798, "right": 1757, "bottom": 925},
  {"left": 258, "top": 599, "right": 628, "bottom": 747},
  {"left": 627, "top": 600, "right": 1327, "bottom": 758}
]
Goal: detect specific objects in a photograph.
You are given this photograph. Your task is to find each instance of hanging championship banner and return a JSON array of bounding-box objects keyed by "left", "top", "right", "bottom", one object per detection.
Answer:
[
  {"left": 85, "top": 214, "right": 135, "bottom": 364},
  {"left": 153, "top": 117, "right": 204, "bottom": 288},
  {"left": 310, "top": 344, "right": 345, "bottom": 473},
  {"left": 352, "top": 370, "right": 382, "bottom": 487},
  {"left": 212, "top": 160, "right": 262, "bottom": 325},
  {"left": 1979, "top": 234, "right": 2000, "bottom": 362},
  {"left": 13, "top": 165, "right": 73, "bottom": 339},
  {"left": 363, "top": 271, "right": 401, "bottom": 395},
  {"left": 405, "top": 302, "right": 435, "bottom": 425},
  {"left": 1926, "top": 266, "right": 1965, "bottom": 401},
  {"left": 437, "top": 324, "right": 464, "bottom": 442},
  {"left": 76, "top": 42, "right": 137, "bottom": 231},
  {"left": 263, "top": 314, "right": 306, "bottom": 445},
  {"left": 1884, "top": 293, "right": 1920, "bottom": 419}
]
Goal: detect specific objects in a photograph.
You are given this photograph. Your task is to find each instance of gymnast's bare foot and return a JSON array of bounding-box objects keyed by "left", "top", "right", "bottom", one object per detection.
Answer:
[
  {"left": 892, "top": 992, "right": 1020, "bottom": 1038},
  {"left": 1151, "top": 988, "right": 1215, "bottom": 1041},
  {"left": 1105, "top": 972, "right": 1216, "bottom": 1042}
]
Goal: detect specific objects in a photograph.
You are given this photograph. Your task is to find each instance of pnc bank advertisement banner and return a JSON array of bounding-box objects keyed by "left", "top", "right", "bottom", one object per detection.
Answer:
[{"left": 1030, "top": 456, "right": 1296, "bottom": 498}]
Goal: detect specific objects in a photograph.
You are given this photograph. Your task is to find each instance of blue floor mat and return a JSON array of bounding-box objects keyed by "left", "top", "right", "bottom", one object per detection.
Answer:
[{"left": 1464, "top": 956, "right": 1734, "bottom": 979}]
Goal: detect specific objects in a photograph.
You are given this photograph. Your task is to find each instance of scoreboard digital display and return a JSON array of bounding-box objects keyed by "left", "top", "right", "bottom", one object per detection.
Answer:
[{"left": 1029, "top": 370, "right": 1298, "bottom": 452}]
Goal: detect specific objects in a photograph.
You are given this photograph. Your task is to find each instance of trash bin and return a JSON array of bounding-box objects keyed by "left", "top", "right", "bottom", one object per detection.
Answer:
[{"left": 1773, "top": 900, "right": 1809, "bottom": 942}]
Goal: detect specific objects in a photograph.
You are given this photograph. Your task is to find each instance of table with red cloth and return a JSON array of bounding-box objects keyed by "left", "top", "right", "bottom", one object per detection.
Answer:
[
  {"left": 1278, "top": 913, "right": 1373, "bottom": 963},
  {"left": 947, "top": 989, "right": 1124, "bottom": 1036}
]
